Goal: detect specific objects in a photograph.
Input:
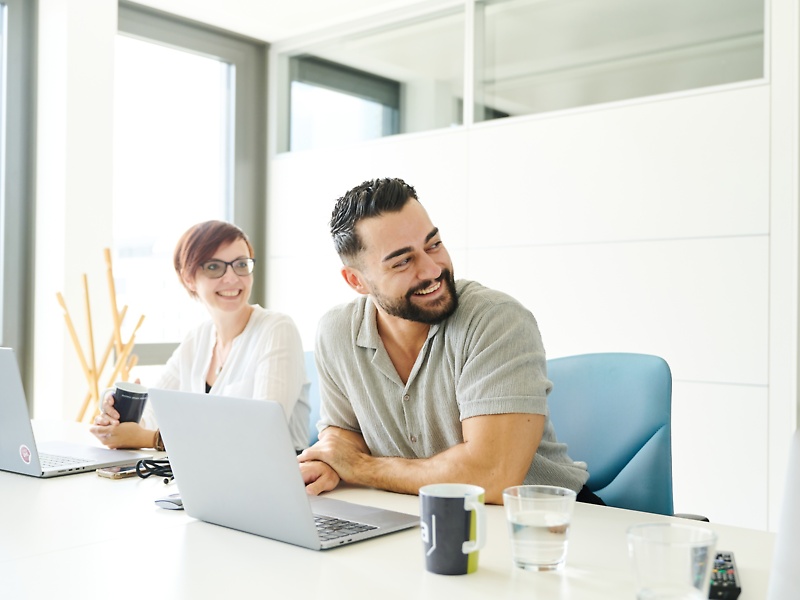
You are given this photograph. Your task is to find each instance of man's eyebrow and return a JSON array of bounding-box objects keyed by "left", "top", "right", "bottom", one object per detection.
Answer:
[
  {"left": 382, "top": 246, "right": 413, "bottom": 263},
  {"left": 381, "top": 227, "right": 439, "bottom": 263}
]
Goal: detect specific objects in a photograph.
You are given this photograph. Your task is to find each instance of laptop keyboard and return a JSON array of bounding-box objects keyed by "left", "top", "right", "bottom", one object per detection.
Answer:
[
  {"left": 39, "top": 453, "right": 90, "bottom": 468},
  {"left": 314, "top": 514, "right": 377, "bottom": 541}
]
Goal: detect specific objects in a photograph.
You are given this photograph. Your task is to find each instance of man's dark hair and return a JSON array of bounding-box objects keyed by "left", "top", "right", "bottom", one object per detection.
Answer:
[{"left": 330, "top": 178, "right": 418, "bottom": 264}]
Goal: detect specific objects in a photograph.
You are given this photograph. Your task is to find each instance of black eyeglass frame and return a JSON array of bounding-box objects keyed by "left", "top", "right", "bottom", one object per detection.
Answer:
[{"left": 199, "top": 257, "right": 256, "bottom": 279}]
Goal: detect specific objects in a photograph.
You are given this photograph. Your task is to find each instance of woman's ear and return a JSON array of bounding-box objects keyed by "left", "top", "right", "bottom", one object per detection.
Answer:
[{"left": 183, "top": 273, "right": 197, "bottom": 293}]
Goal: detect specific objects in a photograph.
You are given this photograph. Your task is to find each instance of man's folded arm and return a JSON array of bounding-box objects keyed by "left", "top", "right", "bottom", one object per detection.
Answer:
[{"left": 300, "top": 412, "right": 543, "bottom": 504}]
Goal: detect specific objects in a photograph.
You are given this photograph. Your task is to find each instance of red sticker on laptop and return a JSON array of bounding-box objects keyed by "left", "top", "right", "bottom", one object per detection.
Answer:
[{"left": 19, "top": 445, "right": 31, "bottom": 464}]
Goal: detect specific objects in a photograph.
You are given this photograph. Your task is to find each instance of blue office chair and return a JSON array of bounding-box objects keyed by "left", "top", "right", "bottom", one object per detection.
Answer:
[
  {"left": 304, "top": 351, "right": 321, "bottom": 446},
  {"left": 546, "top": 352, "right": 674, "bottom": 516}
]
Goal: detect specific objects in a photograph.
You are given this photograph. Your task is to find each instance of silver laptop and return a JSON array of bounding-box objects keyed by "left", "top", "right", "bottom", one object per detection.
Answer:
[
  {"left": 149, "top": 388, "right": 419, "bottom": 550},
  {"left": 0, "top": 347, "right": 151, "bottom": 477},
  {"left": 767, "top": 429, "right": 800, "bottom": 599}
]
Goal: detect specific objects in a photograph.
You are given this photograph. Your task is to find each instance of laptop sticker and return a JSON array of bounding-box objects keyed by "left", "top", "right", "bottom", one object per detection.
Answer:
[{"left": 19, "top": 445, "right": 31, "bottom": 464}]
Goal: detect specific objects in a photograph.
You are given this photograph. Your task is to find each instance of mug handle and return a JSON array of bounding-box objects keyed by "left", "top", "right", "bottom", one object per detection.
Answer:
[{"left": 461, "top": 495, "right": 486, "bottom": 554}]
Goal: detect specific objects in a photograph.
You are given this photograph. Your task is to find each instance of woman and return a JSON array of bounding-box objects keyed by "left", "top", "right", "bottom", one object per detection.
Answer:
[{"left": 90, "top": 220, "right": 310, "bottom": 452}]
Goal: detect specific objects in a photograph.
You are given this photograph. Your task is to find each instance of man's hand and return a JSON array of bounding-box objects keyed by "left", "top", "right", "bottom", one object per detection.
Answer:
[
  {"left": 297, "top": 414, "right": 542, "bottom": 503},
  {"left": 298, "top": 460, "right": 341, "bottom": 495},
  {"left": 297, "top": 427, "right": 371, "bottom": 483}
]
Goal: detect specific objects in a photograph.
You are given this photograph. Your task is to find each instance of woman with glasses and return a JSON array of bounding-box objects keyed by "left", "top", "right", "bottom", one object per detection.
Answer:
[{"left": 90, "top": 220, "right": 310, "bottom": 452}]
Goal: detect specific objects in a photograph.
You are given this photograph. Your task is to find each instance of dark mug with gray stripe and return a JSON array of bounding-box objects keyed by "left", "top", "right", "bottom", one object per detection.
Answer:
[{"left": 419, "top": 483, "right": 486, "bottom": 575}]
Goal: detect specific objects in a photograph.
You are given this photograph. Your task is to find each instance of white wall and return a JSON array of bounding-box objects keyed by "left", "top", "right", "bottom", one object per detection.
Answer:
[
  {"left": 34, "top": 0, "right": 116, "bottom": 421},
  {"left": 266, "top": 85, "right": 777, "bottom": 529},
  {"left": 264, "top": 0, "right": 800, "bottom": 532},
  {"left": 466, "top": 89, "right": 771, "bottom": 528}
]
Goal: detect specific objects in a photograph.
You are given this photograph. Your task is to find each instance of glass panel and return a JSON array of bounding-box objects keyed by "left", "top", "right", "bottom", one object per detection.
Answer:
[
  {"left": 475, "top": 0, "right": 765, "bottom": 122},
  {"left": 291, "top": 81, "right": 392, "bottom": 150},
  {"left": 113, "top": 34, "right": 233, "bottom": 344},
  {"left": 278, "top": 8, "right": 464, "bottom": 153},
  {"left": 289, "top": 59, "right": 399, "bottom": 151}
]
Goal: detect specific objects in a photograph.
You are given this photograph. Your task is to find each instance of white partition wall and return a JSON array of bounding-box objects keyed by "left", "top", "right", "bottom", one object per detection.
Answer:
[
  {"left": 266, "top": 75, "right": 793, "bottom": 529},
  {"left": 463, "top": 87, "right": 771, "bottom": 527}
]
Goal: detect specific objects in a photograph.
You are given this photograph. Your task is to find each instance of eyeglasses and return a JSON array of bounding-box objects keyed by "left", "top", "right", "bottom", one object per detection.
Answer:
[{"left": 199, "top": 257, "right": 256, "bottom": 279}]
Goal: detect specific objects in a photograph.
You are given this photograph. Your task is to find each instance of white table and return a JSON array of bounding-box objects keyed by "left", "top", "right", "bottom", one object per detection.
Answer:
[{"left": 0, "top": 422, "right": 775, "bottom": 599}]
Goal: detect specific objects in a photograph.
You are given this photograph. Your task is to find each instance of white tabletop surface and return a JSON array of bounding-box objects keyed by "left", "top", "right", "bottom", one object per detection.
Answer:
[{"left": 0, "top": 421, "right": 775, "bottom": 599}]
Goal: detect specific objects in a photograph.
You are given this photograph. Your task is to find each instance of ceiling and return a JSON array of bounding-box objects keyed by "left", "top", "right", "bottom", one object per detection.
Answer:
[
  {"left": 131, "top": 0, "right": 764, "bottom": 120},
  {"left": 129, "top": 0, "right": 424, "bottom": 43}
]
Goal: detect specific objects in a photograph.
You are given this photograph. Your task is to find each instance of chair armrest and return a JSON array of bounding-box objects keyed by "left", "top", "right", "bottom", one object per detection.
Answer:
[{"left": 674, "top": 513, "right": 710, "bottom": 522}]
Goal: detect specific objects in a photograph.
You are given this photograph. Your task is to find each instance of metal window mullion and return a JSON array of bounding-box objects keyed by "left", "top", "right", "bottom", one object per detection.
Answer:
[{"left": 463, "top": 0, "right": 477, "bottom": 126}]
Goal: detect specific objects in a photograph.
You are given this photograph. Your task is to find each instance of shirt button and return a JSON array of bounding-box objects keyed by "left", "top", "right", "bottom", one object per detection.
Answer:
[
  {"left": 403, "top": 394, "right": 410, "bottom": 402},
  {"left": 410, "top": 435, "right": 417, "bottom": 443}
]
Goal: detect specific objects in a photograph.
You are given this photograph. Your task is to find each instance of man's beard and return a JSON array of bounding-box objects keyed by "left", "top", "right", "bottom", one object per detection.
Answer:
[{"left": 372, "top": 269, "right": 458, "bottom": 325}]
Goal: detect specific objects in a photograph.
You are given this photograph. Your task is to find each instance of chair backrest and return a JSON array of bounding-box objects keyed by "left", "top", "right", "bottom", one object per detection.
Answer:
[
  {"left": 304, "top": 351, "right": 321, "bottom": 446},
  {"left": 546, "top": 352, "right": 674, "bottom": 515}
]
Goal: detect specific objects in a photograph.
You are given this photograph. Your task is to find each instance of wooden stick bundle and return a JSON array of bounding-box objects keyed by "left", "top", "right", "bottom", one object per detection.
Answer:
[
  {"left": 104, "top": 248, "right": 123, "bottom": 358},
  {"left": 57, "top": 249, "right": 145, "bottom": 423},
  {"left": 82, "top": 274, "right": 100, "bottom": 414},
  {"left": 75, "top": 306, "right": 129, "bottom": 423}
]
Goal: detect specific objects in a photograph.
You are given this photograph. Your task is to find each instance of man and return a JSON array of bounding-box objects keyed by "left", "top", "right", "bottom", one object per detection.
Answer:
[{"left": 298, "top": 178, "right": 595, "bottom": 505}]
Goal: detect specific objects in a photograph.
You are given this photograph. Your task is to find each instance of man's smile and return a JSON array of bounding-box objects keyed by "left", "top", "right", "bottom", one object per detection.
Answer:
[{"left": 414, "top": 281, "right": 441, "bottom": 296}]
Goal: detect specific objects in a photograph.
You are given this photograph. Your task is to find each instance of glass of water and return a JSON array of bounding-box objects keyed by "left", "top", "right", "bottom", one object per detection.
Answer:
[
  {"left": 502, "top": 485, "right": 578, "bottom": 571},
  {"left": 627, "top": 523, "right": 717, "bottom": 600}
]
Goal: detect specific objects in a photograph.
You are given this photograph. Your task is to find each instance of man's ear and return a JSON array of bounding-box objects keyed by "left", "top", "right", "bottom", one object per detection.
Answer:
[{"left": 341, "top": 266, "right": 369, "bottom": 295}]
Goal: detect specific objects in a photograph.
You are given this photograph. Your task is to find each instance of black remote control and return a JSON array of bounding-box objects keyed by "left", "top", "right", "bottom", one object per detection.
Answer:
[{"left": 709, "top": 551, "right": 741, "bottom": 599}]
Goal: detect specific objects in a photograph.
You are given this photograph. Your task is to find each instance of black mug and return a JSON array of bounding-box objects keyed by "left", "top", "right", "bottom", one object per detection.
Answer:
[
  {"left": 111, "top": 381, "right": 148, "bottom": 423},
  {"left": 419, "top": 483, "right": 486, "bottom": 575}
]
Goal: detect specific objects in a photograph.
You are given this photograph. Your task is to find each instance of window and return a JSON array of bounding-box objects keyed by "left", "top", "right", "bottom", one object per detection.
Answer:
[
  {"left": 288, "top": 56, "right": 400, "bottom": 152},
  {"left": 113, "top": 34, "right": 231, "bottom": 345},
  {"left": 116, "top": 3, "right": 266, "bottom": 371},
  {"left": 276, "top": 8, "right": 465, "bottom": 153},
  {"left": 276, "top": 0, "right": 765, "bottom": 143},
  {"left": 474, "top": 0, "right": 765, "bottom": 121}
]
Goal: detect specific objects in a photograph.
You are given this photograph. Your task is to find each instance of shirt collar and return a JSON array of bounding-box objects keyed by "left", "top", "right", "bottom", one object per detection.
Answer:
[{"left": 356, "top": 296, "right": 441, "bottom": 350}]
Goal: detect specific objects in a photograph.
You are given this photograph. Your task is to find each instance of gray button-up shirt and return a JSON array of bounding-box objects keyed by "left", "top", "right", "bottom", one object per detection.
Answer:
[{"left": 315, "top": 279, "right": 589, "bottom": 491}]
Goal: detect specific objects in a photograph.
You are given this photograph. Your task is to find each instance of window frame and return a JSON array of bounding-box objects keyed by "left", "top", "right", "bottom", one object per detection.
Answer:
[{"left": 0, "top": 0, "right": 36, "bottom": 392}]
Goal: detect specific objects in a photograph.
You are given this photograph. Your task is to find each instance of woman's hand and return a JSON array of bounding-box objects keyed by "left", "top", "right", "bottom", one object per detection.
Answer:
[
  {"left": 96, "top": 391, "right": 120, "bottom": 424},
  {"left": 90, "top": 420, "right": 149, "bottom": 449},
  {"left": 89, "top": 390, "right": 153, "bottom": 449}
]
